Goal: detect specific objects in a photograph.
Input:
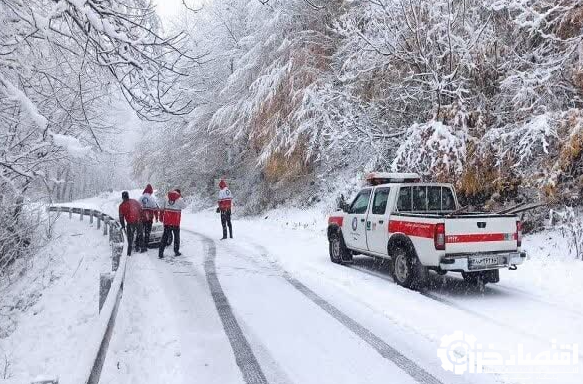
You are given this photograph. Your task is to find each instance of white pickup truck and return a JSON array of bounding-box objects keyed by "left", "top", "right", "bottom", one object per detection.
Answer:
[{"left": 327, "top": 173, "right": 527, "bottom": 289}]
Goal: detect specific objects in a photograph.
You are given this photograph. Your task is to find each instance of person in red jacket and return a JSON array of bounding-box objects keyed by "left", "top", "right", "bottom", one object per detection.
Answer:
[
  {"left": 119, "top": 191, "right": 144, "bottom": 256},
  {"left": 217, "top": 180, "right": 233, "bottom": 240},
  {"left": 158, "top": 189, "right": 186, "bottom": 258}
]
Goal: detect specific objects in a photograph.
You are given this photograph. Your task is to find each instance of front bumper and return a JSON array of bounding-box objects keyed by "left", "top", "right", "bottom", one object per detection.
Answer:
[{"left": 439, "top": 251, "right": 527, "bottom": 272}]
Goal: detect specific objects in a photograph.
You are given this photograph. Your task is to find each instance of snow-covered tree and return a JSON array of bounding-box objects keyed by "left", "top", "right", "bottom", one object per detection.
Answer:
[{"left": 1, "top": 0, "right": 195, "bottom": 270}]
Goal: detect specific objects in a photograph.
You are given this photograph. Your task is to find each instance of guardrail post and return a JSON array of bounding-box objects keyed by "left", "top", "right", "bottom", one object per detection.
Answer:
[
  {"left": 108, "top": 222, "right": 115, "bottom": 244},
  {"left": 89, "top": 210, "right": 94, "bottom": 225},
  {"left": 97, "top": 214, "right": 101, "bottom": 230},
  {"left": 111, "top": 241, "right": 123, "bottom": 271},
  {"left": 99, "top": 273, "right": 114, "bottom": 313},
  {"left": 80, "top": 209, "right": 84, "bottom": 221},
  {"left": 69, "top": 209, "right": 72, "bottom": 219},
  {"left": 103, "top": 217, "right": 109, "bottom": 236}
]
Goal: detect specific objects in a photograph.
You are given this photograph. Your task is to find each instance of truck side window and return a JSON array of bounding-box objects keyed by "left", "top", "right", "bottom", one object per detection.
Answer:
[
  {"left": 349, "top": 189, "right": 371, "bottom": 215},
  {"left": 412, "top": 186, "right": 427, "bottom": 211},
  {"left": 442, "top": 187, "right": 456, "bottom": 211},
  {"left": 427, "top": 186, "right": 441, "bottom": 211},
  {"left": 372, "top": 188, "right": 391, "bottom": 215},
  {"left": 397, "top": 187, "right": 412, "bottom": 211}
]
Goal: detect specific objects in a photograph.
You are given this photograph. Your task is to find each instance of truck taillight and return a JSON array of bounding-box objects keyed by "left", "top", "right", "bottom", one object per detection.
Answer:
[
  {"left": 516, "top": 221, "right": 522, "bottom": 247},
  {"left": 434, "top": 223, "right": 445, "bottom": 250}
]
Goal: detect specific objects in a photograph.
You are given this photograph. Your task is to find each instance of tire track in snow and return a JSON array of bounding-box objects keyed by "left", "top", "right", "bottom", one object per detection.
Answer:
[
  {"left": 347, "top": 265, "right": 551, "bottom": 345},
  {"left": 212, "top": 238, "right": 445, "bottom": 384},
  {"left": 283, "top": 273, "right": 444, "bottom": 384},
  {"left": 194, "top": 232, "right": 269, "bottom": 384}
]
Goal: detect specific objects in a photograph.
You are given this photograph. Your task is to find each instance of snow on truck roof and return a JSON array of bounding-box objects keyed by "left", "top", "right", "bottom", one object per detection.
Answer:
[{"left": 365, "top": 172, "right": 422, "bottom": 185}]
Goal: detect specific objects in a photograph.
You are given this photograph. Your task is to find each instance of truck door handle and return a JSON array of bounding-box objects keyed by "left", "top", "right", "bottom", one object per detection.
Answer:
[
  {"left": 379, "top": 220, "right": 384, "bottom": 224},
  {"left": 360, "top": 219, "right": 365, "bottom": 222}
]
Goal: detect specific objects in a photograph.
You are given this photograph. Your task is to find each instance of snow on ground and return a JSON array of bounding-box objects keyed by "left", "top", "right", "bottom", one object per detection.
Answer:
[
  {"left": 186, "top": 206, "right": 583, "bottom": 309},
  {"left": 100, "top": 237, "right": 245, "bottom": 384},
  {"left": 7, "top": 191, "right": 583, "bottom": 384},
  {"left": 501, "top": 230, "right": 583, "bottom": 306},
  {"left": 0, "top": 214, "right": 111, "bottom": 383},
  {"left": 180, "top": 208, "right": 583, "bottom": 384}
]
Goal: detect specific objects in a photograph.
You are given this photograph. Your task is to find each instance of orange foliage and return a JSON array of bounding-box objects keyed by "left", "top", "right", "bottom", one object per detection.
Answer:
[
  {"left": 557, "top": 4, "right": 583, "bottom": 39},
  {"left": 248, "top": 35, "right": 331, "bottom": 187}
]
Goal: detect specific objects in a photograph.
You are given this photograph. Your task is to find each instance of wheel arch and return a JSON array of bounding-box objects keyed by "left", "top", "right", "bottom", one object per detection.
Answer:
[{"left": 387, "top": 233, "right": 418, "bottom": 259}]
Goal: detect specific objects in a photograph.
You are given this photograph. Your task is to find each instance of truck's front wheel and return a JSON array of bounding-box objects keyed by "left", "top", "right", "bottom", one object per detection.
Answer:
[
  {"left": 329, "top": 232, "right": 352, "bottom": 264},
  {"left": 392, "top": 247, "right": 414, "bottom": 288}
]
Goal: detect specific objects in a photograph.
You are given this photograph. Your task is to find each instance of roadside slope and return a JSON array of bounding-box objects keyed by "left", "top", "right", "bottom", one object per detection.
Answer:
[{"left": 0, "top": 214, "right": 111, "bottom": 383}]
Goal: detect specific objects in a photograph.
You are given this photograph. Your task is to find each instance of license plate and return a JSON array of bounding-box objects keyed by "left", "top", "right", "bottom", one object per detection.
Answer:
[{"left": 468, "top": 255, "right": 500, "bottom": 270}]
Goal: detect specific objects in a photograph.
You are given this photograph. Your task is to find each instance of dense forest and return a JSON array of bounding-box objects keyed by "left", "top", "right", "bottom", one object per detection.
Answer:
[
  {"left": 133, "top": 0, "right": 583, "bottom": 213},
  {"left": 2, "top": 0, "right": 583, "bottom": 270}
]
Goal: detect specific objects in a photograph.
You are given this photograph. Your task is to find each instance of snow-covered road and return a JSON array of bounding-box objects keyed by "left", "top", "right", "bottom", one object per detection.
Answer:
[
  {"left": 59, "top": 192, "right": 583, "bottom": 384},
  {"left": 97, "top": 215, "right": 583, "bottom": 384},
  {"left": 101, "top": 229, "right": 446, "bottom": 384}
]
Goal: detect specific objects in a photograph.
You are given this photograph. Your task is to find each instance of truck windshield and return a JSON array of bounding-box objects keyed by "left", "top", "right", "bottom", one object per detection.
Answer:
[{"left": 349, "top": 189, "right": 371, "bottom": 214}]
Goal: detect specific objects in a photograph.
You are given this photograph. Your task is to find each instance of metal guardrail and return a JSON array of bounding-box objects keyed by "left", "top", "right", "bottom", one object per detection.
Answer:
[{"left": 46, "top": 206, "right": 128, "bottom": 384}]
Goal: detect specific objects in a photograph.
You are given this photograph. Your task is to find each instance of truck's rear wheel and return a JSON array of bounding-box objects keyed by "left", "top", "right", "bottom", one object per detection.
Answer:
[
  {"left": 391, "top": 246, "right": 428, "bottom": 290},
  {"left": 329, "top": 232, "right": 352, "bottom": 264},
  {"left": 462, "top": 270, "right": 499, "bottom": 287}
]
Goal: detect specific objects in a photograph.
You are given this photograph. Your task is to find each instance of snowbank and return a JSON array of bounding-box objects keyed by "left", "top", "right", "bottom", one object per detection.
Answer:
[
  {"left": 0, "top": 215, "right": 111, "bottom": 383},
  {"left": 500, "top": 229, "right": 583, "bottom": 307}
]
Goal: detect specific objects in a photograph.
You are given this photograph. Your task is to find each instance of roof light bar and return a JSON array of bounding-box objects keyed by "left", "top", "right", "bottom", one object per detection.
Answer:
[{"left": 365, "top": 172, "right": 422, "bottom": 185}]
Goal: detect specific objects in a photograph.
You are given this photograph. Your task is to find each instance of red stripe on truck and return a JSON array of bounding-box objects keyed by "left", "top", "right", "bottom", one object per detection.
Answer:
[
  {"left": 389, "top": 220, "right": 515, "bottom": 243},
  {"left": 388, "top": 220, "right": 435, "bottom": 238},
  {"left": 446, "top": 233, "right": 516, "bottom": 243}
]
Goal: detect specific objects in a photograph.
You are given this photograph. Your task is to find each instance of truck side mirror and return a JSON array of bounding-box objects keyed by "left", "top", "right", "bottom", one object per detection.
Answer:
[{"left": 338, "top": 194, "right": 349, "bottom": 212}]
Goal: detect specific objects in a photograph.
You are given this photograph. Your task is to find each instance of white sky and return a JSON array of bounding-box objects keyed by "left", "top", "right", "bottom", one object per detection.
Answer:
[
  {"left": 153, "top": 0, "right": 183, "bottom": 20},
  {"left": 153, "top": 0, "right": 204, "bottom": 22}
]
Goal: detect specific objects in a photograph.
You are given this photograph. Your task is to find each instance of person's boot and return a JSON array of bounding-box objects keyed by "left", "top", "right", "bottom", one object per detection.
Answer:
[
  {"left": 174, "top": 251, "right": 182, "bottom": 256},
  {"left": 158, "top": 251, "right": 164, "bottom": 259}
]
